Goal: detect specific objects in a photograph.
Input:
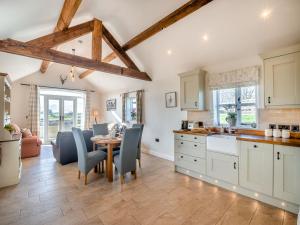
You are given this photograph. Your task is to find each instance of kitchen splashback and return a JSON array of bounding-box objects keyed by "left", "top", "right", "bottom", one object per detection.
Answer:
[{"left": 187, "top": 108, "right": 300, "bottom": 129}]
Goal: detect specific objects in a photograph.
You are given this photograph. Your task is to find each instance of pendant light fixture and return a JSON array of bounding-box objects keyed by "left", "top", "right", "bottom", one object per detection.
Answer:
[{"left": 69, "top": 49, "right": 76, "bottom": 82}]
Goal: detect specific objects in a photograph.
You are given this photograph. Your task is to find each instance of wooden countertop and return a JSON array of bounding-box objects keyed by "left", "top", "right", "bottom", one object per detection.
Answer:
[
  {"left": 173, "top": 130, "right": 300, "bottom": 147},
  {"left": 173, "top": 130, "right": 211, "bottom": 136},
  {"left": 237, "top": 134, "right": 300, "bottom": 147}
]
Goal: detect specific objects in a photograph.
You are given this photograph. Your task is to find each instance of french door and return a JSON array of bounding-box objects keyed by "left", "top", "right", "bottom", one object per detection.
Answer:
[{"left": 44, "top": 96, "right": 77, "bottom": 143}]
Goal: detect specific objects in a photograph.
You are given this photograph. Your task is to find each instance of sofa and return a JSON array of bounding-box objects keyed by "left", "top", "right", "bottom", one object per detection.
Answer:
[
  {"left": 21, "top": 135, "right": 42, "bottom": 158},
  {"left": 51, "top": 130, "right": 94, "bottom": 165}
]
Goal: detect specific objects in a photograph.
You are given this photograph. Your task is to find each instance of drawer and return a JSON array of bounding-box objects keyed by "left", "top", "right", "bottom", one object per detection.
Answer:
[
  {"left": 175, "top": 140, "right": 206, "bottom": 158},
  {"left": 175, "top": 153, "right": 206, "bottom": 174},
  {"left": 175, "top": 133, "right": 206, "bottom": 143}
]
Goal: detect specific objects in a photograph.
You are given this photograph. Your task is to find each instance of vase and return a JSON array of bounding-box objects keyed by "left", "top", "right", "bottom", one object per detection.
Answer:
[{"left": 226, "top": 117, "right": 237, "bottom": 127}]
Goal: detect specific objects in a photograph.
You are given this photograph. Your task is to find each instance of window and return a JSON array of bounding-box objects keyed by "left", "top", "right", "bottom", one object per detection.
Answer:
[
  {"left": 213, "top": 86, "right": 257, "bottom": 127},
  {"left": 126, "top": 96, "right": 137, "bottom": 123}
]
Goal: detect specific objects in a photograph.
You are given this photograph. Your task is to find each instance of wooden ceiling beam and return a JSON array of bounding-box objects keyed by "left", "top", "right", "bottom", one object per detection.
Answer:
[
  {"left": 92, "top": 19, "right": 102, "bottom": 61},
  {"left": 27, "top": 20, "right": 94, "bottom": 48},
  {"left": 79, "top": 24, "right": 143, "bottom": 79},
  {"left": 40, "top": 0, "right": 82, "bottom": 73},
  {"left": 0, "top": 39, "right": 151, "bottom": 81},
  {"left": 106, "top": 0, "right": 212, "bottom": 62},
  {"left": 79, "top": 0, "right": 212, "bottom": 78}
]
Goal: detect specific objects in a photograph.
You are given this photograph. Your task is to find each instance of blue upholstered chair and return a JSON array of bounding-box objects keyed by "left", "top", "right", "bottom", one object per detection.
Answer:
[
  {"left": 72, "top": 128, "right": 107, "bottom": 185},
  {"left": 132, "top": 124, "right": 144, "bottom": 168},
  {"left": 114, "top": 127, "right": 141, "bottom": 184}
]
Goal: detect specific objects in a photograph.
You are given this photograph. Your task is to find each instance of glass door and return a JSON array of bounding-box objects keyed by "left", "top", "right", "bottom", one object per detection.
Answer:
[
  {"left": 62, "top": 98, "right": 76, "bottom": 131},
  {"left": 43, "top": 96, "right": 76, "bottom": 143},
  {"left": 46, "top": 97, "right": 61, "bottom": 142}
]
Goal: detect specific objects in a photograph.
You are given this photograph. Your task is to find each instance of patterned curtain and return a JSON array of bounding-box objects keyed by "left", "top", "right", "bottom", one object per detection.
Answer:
[
  {"left": 136, "top": 90, "right": 143, "bottom": 124},
  {"left": 121, "top": 93, "right": 128, "bottom": 123},
  {"left": 208, "top": 65, "right": 260, "bottom": 89},
  {"left": 84, "top": 91, "right": 91, "bottom": 129},
  {"left": 27, "top": 84, "right": 39, "bottom": 135}
]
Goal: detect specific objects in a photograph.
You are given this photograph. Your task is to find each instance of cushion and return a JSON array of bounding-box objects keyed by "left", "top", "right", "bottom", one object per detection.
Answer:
[{"left": 21, "top": 128, "right": 32, "bottom": 138}]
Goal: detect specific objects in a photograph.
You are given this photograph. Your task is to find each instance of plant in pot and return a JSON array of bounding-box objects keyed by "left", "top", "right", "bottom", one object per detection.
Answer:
[
  {"left": 226, "top": 112, "right": 237, "bottom": 127},
  {"left": 4, "top": 124, "right": 15, "bottom": 134}
]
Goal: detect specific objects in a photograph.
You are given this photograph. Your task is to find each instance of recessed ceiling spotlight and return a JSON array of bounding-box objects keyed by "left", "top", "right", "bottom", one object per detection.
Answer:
[
  {"left": 167, "top": 49, "right": 172, "bottom": 55},
  {"left": 260, "top": 8, "right": 272, "bottom": 20},
  {"left": 202, "top": 34, "right": 209, "bottom": 41}
]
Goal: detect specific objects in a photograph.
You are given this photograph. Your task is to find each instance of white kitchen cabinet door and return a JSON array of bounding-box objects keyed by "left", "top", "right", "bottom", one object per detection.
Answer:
[
  {"left": 264, "top": 52, "right": 300, "bottom": 106},
  {"left": 179, "top": 69, "right": 206, "bottom": 110},
  {"left": 239, "top": 141, "right": 273, "bottom": 196},
  {"left": 207, "top": 151, "right": 238, "bottom": 185},
  {"left": 175, "top": 153, "right": 206, "bottom": 174},
  {"left": 274, "top": 145, "right": 300, "bottom": 204}
]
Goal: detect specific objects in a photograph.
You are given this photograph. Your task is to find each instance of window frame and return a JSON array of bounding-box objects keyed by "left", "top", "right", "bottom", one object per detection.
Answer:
[{"left": 214, "top": 85, "right": 258, "bottom": 128}]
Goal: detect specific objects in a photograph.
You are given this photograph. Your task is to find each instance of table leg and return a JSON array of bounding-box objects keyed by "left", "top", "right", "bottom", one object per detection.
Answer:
[
  {"left": 106, "top": 144, "right": 113, "bottom": 182},
  {"left": 93, "top": 142, "right": 97, "bottom": 173}
]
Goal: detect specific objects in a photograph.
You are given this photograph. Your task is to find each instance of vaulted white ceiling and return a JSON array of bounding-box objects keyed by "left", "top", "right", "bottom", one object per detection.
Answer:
[{"left": 0, "top": 0, "right": 300, "bottom": 93}]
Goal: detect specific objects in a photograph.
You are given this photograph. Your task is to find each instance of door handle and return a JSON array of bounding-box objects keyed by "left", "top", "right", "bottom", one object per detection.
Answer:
[
  {"left": 233, "top": 162, "right": 237, "bottom": 170},
  {"left": 277, "top": 152, "right": 280, "bottom": 160}
]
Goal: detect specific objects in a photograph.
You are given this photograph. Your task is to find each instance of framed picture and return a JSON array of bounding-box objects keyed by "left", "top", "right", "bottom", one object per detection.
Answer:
[
  {"left": 165, "top": 92, "right": 177, "bottom": 108},
  {"left": 106, "top": 98, "right": 116, "bottom": 111}
]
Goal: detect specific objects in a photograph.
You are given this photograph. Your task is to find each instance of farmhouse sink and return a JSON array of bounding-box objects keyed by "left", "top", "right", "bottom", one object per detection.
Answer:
[{"left": 207, "top": 134, "right": 239, "bottom": 156}]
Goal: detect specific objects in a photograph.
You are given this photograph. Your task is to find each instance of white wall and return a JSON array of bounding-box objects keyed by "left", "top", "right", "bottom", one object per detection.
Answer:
[
  {"left": 10, "top": 64, "right": 102, "bottom": 128},
  {"left": 100, "top": 56, "right": 263, "bottom": 161},
  {"left": 101, "top": 75, "right": 187, "bottom": 161}
]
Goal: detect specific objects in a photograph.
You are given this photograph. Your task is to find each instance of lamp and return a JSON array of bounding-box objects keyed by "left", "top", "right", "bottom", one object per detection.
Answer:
[
  {"left": 69, "top": 49, "right": 76, "bottom": 82},
  {"left": 92, "top": 110, "right": 99, "bottom": 124}
]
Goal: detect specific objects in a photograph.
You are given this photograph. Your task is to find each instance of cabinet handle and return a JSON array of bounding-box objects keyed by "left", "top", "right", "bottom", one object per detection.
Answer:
[
  {"left": 181, "top": 142, "right": 183, "bottom": 145},
  {"left": 268, "top": 96, "right": 271, "bottom": 104},
  {"left": 194, "top": 137, "right": 197, "bottom": 139},
  {"left": 253, "top": 145, "right": 258, "bottom": 148},
  {"left": 194, "top": 144, "right": 197, "bottom": 147},
  {"left": 277, "top": 152, "right": 280, "bottom": 160},
  {"left": 180, "top": 156, "right": 183, "bottom": 158},
  {"left": 194, "top": 159, "right": 197, "bottom": 162},
  {"left": 181, "top": 135, "right": 183, "bottom": 137},
  {"left": 233, "top": 162, "right": 237, "bottom": 170}
]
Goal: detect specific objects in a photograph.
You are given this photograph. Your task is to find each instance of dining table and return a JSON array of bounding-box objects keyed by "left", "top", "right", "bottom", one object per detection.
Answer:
[{"left": 91, "top": 136, "right": 122, "bottom": 182}]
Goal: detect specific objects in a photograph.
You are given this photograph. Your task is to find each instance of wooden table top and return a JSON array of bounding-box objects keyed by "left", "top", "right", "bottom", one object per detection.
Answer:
[{"left": 91, "top": 136, "right": 122, "bottom": 145}]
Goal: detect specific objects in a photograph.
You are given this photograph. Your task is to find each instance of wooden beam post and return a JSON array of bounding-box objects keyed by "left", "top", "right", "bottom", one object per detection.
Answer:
[
  {"left": 40, "top": 0, "right": 82, "bottom": 73},
  {"left": 0, "top": 39, "right": 151, "bottom": 81},
  {"left": 92, "top": 19, "right": 102, "bottom": 61}
]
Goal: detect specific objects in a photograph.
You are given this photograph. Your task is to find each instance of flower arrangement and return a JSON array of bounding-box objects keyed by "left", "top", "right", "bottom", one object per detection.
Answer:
[{"left": 4, "top": 124, "right": 15, "bottom": 134}]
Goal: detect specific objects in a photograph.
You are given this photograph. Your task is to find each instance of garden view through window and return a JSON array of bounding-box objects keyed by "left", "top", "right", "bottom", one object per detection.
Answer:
[
  {"left": 214, "top": 86, "right": 257, "bottom": 127},
  {"left": 39, "top": 88, "right": 86, "bottom": 143}
]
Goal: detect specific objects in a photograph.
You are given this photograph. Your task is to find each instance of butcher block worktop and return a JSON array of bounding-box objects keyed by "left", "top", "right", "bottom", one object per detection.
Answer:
[{"left": 173, "top": 130, "right": 300, "bottom": 147}]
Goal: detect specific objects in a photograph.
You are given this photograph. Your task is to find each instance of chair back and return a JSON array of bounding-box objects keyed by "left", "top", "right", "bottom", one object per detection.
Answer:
[
  {"left": 132, "top": 124, "right": 144, "bottom": 159},
  {"left": 119, "top": 127, "right": 141, "bottom": 173},
  {"left": 72, "top": 128, "right": 88, "bottom": 171},
  {"left": 93, "top": 123, "right": 109, "bottom": 136}
]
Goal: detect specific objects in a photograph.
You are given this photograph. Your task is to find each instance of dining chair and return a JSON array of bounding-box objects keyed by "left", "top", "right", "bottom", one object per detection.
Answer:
[
  {"left": 72, "top": 127, "right": 107, "bottom": 185},
  {"left": 114, "top": 127, "right": 141, "bottom": 184},
  {"left": 132, "top": 124, "right": 144, "bottom": 168}
]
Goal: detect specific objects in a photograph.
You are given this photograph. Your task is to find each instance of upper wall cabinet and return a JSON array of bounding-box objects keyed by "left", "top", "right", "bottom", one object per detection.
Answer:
[
  {"left": 178, "top": 69, "right": 206, "bottom": 111},
  {"left": 261, "top": 44, "right": 300, "bottom": 108}
]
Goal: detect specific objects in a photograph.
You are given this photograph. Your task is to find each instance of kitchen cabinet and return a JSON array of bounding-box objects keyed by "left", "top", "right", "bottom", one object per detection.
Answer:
[
  {"left": 239, "top": 141, "right": 273, "bottom": 195},
  {"left": 207, "top": 151, "right": 238, "bottom": 185},
  {"left": 263, "top": 46, "right": 300, "bottom": 107},
  {"left": 0, "top": 139, "right": 22, "bottom": 188},
  {"left": 174, "top": 133, "right": 206, "bottom": 174},
  {"left": 178, "top": 69, "right": 206, "bottom": 110},
  {"left": 274, "top": 145, "right": 300, "bottom": 204}
]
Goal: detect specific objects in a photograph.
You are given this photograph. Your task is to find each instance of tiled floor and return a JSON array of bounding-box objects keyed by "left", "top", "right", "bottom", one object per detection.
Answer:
[{"left": 0, "top": 145, "right": 297, "bottom": 225}]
